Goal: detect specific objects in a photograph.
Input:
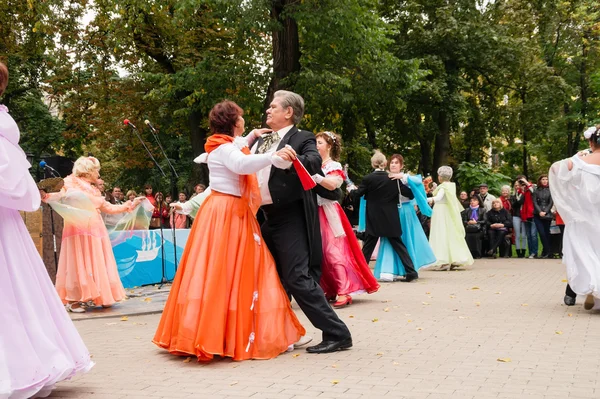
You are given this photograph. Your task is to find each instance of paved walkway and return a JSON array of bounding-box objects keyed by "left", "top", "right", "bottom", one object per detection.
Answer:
[{"left": 49, "top": 258, "right": 600, "bottom": 399}]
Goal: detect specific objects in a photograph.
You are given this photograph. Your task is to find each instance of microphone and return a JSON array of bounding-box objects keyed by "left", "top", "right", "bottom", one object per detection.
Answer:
[
  {"left": 39, "top": 160, "right": 60, "bottom": 177},
  {"left": 124, "top": 119, "right": 137, "bottom": 130},
  {"left": 144, "top": 119, "right": 157, "bottom": 133}
]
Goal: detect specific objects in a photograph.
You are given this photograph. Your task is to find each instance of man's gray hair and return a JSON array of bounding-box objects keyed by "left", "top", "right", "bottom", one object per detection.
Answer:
[
  {"left": 437, "top": 166, "right": 453, "bottom": 181},
  {"left": 273, "top": 90, "right": 305, "bottom": 125}
]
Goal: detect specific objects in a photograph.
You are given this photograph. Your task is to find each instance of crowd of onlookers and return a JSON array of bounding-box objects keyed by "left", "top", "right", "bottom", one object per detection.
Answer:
[
  {"left": 97, "top": 181, "right": 207, "bottom": 230},
  {"left": 457, "top": 175, "right": 561, "bottom": 260}
]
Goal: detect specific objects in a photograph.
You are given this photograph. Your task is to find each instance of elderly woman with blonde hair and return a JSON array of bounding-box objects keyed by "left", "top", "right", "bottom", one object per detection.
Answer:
[
  {"left": 42, "top": 156, "right": 144, "bottom": 312},
  {"left": 426, "top": 166, "right": 474, "bottom": 270}
]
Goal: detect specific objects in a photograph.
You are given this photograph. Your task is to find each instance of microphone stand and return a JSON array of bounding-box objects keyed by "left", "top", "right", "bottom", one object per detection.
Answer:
[
  {"left": 126, "top": 123, "right": 170, "bottom": 289},
  {"left": 146, "top": 122, "right": 180, "bottom": 274}
]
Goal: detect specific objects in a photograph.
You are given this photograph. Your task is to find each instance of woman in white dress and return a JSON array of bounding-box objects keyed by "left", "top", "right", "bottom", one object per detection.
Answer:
[{"left": 550, "top": 125, "right": 600, "bottom": 310}]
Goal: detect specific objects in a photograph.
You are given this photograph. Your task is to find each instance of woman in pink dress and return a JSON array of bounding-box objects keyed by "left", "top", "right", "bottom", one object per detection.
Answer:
[
  {"left": 43, "top": 156, "right": 144, "bottom": 312},
  {"left": 0, "top": 61, "right": 93, "bottom": 398},
  {"left": 312, "top": 131, "right": 379, "bottom": 307}
]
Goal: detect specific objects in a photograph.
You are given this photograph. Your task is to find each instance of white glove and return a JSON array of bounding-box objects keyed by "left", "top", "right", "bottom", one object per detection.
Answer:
[{"left": 312, "top": 174, "right": 324, "bottom": 184}]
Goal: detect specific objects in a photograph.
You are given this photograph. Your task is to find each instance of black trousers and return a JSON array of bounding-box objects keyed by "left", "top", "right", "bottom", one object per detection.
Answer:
[
  {"left": 362, "top": 234, "right": 417, "bottom": 277},
  {"left": 465, "top": 231, "right": 483, "bottom": 258},
  {"left": 488, "top": 229, "right": 507, "bottom": 254},
  {"left": 261, "top": 202, "right": 351, "bottom": 342},
  {"left": 534, "top": 216, "right": 552, "bottom": 256}
]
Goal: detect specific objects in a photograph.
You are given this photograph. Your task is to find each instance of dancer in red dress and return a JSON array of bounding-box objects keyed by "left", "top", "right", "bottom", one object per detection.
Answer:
[{"left": 312, "top": 131, "right": 379, "bottom": 307}]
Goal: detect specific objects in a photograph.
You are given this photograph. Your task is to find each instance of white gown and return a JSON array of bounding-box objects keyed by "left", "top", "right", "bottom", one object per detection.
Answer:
[{"left": 550, "top": 154, "right": 600, "bottom": 305}]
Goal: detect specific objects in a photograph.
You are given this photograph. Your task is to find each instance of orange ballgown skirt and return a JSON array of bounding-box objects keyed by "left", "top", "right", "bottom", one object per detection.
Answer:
[
  {"left": 55, "top": 213, "right": 126, "bottom": 306},
  {"left": 153, "top": 191, "right": 305, "bottom": 361}
]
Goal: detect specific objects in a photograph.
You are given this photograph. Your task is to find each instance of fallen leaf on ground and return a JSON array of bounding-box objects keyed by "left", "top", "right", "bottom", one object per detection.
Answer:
[
  {"left": 384, "top": 307, "right": 390, "bottom": 312},
  {"left": 230, "top": 382, "right": 238, "bottom": 386},
  {"left": 372, "top": 318, "right": 379, "bottom": 322},
  {"left": 568, "top": 313, "right": 573, "bottom": 317},
  {"left": 521, "top": 303, "right": 528, "bottom": 307},
  {"left": 562, "top": 279, "right": 568, "bottom": 283},
  {"left": 422, "top": 302, "right": 430, "bottom": 305},
  {"left": 376, "top": 352, "right": 384, "bottom": 356},
  {"left": 393, "top": 361, "right": 399, "bottom": 365},
  {"left": 450, "top": 295, "right": 456, "bottom": 299},
  {"left": 183, "top": 357, "right": 191, "bottom": 363},
  {"left": 349, "top": 315, "right": 354, "bottom": 318},
  {"left": 120, "top": 316, "right": 129, "bottom": 321},
  {"left": 426, "top": 292, "right": 431, "bottom": 294},
  {"left": 416, "top": 327, "right": 423, "bottom": 331},
  {"left": 292, "top": 354, "right": 300, "bottom": 358},
  {"left": 135, "top": 336, "right": 141, "bottom": 340},
  {"left": 331, "top": 380, "right": 340, "bottom": 385},
  {"left": 475, "top": 302, "right": 481, "bottom": 306},
  {"left": 497, "top": 358, "right": 512, "bottom": 363},
  {"left": 381, "top": 300, "right": 391, "bottom": 303},
  {"left": 105, "top": 322, "right": 117, "bottom": 326},
  {"left": 495, "top": 292, "right": 501, "bottom": 295},
  {"left": 144, "top": 297, "right": 152, "bottom": 302},
  {"left": 407, "top": 319, "right": 413, "bottom": 322},
  {"left": 471, "top": 287, "right": 480, "bottom": 290},
  {"left": 458, "top": 316, "right": 468, "bottom": 319},
  {"left": 555, "top": 331, "right": 563, "bottom": 335},
  {"left": 332, "top": 364, "right": 337, "bottom": 368}
]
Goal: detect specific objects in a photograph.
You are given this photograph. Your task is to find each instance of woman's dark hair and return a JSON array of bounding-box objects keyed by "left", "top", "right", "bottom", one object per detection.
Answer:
[
  {"left": 589, "top": 125, "right": 600, "bottom": 148},
  {"left": 0, "top": 62, "right": 8, "bottom": 97},
  {"left": 469, "top": 196, "right": 481, "bottom": 206},
  {"left": 390, "top": 154, "right": 404, "bottom": 167},
  {"left": 537, "top": 174, "right": 549, "bottom": 187},
  {"left": 315, "top": 131, "right": 342, "bottom": 161},
  {"left": 209, "top": 100, "right": 243, "bottom": 136},
  {"left": 144, "top": 184, "right": 153, "bottom": 190}
]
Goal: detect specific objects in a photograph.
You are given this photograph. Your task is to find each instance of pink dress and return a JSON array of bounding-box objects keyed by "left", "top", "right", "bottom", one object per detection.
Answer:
[
  {"left": 0, "top": 105, "right": 93, "bottom": 398},
  {"left": 45, "top": 175, "right": 132, "bottom": 306},
  {"left": 317, "top": 161, "right": 380, "bottom": 297}
]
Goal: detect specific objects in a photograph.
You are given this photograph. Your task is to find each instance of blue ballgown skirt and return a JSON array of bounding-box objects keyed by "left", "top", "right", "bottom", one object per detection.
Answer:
[{"left": 373, "top": 202, "right": 437, "bottom": 279}]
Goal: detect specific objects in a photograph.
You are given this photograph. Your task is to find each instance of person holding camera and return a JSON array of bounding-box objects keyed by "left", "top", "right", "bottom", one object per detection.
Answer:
[{"left": 514, "top": 175, "right": 538, "bottom": 258}]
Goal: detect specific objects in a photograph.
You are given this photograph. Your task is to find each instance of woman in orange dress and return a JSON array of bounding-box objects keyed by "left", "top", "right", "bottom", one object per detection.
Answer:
[
  {"left": 154, "top": 100, "right": 305, "bottom": 361},
  {"left": 42, "top": 156, "right": 144, "bottom": 312}
]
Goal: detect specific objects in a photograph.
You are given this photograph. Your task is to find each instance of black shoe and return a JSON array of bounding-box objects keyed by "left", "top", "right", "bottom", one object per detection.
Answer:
[
  {"left": 306, "top": 337, "right": 353, "bottom": 354},
  {"left": 564, "top": 295, "right": 576, "bottom": 306},
  {"left": 400, "top": 273, "right": 418, "bottom": 282},
  {"left": 541, "top": 253, "right": 550, "bottom": 259}
]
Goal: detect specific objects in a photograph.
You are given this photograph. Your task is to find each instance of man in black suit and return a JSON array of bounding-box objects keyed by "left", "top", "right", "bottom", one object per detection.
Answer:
[
  {"left": 350, "top": 151, "right": 418, "bottom": 281},
  {"left": 252, "top": 90, "right": 352, "bottom": 354}
]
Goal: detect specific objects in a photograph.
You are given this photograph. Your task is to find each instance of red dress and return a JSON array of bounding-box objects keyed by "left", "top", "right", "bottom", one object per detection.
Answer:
[{"left": 317, "top": 161, "right": 379, "bottom": 297}]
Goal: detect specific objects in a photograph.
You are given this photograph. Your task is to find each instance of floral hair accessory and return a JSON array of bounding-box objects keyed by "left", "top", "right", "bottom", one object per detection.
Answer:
[
  {"left": 584, "top": 126, "right": 597, "bottom": 139},
  {"left": 324, "top": 131, "right": 336, "bottom": 142}
]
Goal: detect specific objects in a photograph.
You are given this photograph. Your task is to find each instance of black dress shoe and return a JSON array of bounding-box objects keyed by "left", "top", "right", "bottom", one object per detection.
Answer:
[
  {"left": 564, "top": 295, "right": 576, "bottom": 306},
  {"left": 306, "top": 337, "right": 352, "bottom": 354},
  {"left": 400, "top": 273, "right": 418, "bottom": 282}
]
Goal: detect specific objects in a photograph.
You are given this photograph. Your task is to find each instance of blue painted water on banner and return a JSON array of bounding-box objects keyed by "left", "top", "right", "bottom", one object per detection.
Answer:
[{"left": 109, "top": 229, "right": 191, "bottom": 288}]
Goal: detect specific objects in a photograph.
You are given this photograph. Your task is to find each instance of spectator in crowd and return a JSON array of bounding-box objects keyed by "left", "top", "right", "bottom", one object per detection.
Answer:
[
  {"left": 112, "top": 186, "right": 123, "bottom": 204},
  {"left": 190, "top": 184, "right": 206, "bottom": 199},
  {"left": 486, "top": 198, "right": 513, "bottom": 258},
  {"left": 514, "top": 175, "right": 538, "bottom": 258},
  {"left": 511, "top": 177, "right": 527, "bottom": 258},
  {"left": 459, "top": 191, "right": 470, "bottom": 209},
  {"left": 126, "top": 190, "right": 137, "bottom": 201},
  {"left": 533, "top": 174, "right": 553, "bottom": 259},
  {"left": 550, "top": 206, "right": 564, "bottom": 259},
  {"left": 165, "top": 194, "right": 173, "bottom": 206},
  {"left": 152, "top": 192, "right": 169, "bottom": 229},
  {"left": 96, "top": 178, "right": 106, "bottom": 196},
  {"left": 462, "top": 196, "right": 487, "bottom": 259},
  {"left": 499, "top": 185, "right": 513, "bottom": 257},
  {"left": 476, "top": 183, "right": 496, "bottom": 211},
  {"left": 170, "top": 192, "right": 189, "bottom": 229}
]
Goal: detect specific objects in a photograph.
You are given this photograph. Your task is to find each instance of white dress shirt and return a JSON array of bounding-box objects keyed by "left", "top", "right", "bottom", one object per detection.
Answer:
[{"left": 250, "top": 125, "right": 294, "bottom": 205}]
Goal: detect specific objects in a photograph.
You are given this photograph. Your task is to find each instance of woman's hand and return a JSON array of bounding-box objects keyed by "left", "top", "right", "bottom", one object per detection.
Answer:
[
  {"left": 539, "top": 211, "right": 546, "bottom": 217},
  {"left": 468, "top": 219, "right": 477, "bottom": 225},
  {"left": 388, "top": 172, "right": 404, "bottom": 180},
  {"left": 39, "top": 189, "right": 48, "bottom": 202},
  {"left": 170, "top": 203, "right": 183, "bottom": 211}
]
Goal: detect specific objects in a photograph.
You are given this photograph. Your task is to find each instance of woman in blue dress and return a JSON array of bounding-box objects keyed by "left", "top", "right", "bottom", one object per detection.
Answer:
[{"left": 359, "top": 154, "right": 436, "bottom": 281}]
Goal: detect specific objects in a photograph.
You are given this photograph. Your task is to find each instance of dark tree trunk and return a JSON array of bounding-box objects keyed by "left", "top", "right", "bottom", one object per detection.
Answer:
[
  {"left": 262, "top": 0, "right": 301, "bottom": 125},
  {"left": 365, "top": 120, "right": 377, "bottom": 149},
  {"left": 418, "top": 136, "right": 433, "bottom": 177},
  {"left": 520, "top": 91, "right": 528, "bottom": 178},
  {"left": 432, "top": 110, "right": 450, "bottom": 176},
  {"left": 575, "top": 30, "right": 589, "bottom": 154},
  {"left": 188, "top": 108, "right": 209, "bottom": 186}
]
